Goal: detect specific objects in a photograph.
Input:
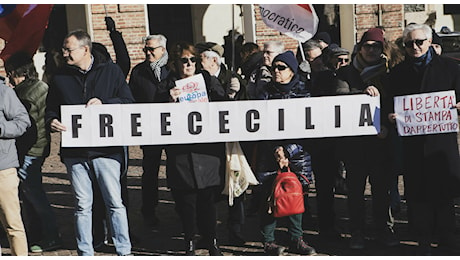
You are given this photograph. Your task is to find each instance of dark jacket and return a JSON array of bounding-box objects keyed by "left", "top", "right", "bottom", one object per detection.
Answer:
[
  {"left": 388, "top": 52, "right": 460, "bottom": 200},
  {"left": 45, "top": 55, "right": 134, "bottom": 161},
  {"left": 159, "top": 70, "right": 228, "bottom": 190},
  {"left": 14, "top": 78, "right": 50, "bottom": 158},
  {"left": 129, "top": 61, "right": 169, "bottom": 103},
  {"left": 216, "top": 64, "right": 247, "bottom": 100},
  {"left": 254, "top": 75, "right": 313, "bottom": 187}
]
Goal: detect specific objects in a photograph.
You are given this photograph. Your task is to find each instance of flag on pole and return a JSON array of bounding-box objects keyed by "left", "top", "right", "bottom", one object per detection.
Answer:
[
  {"left": 258, "top": 4, "right": 319, "bottom": 43},
  {"left": 0, "top": 4, "right": 53, "bottom": 61}
]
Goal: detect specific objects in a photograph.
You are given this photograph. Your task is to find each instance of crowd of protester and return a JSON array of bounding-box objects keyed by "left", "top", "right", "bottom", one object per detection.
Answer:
[{"left": 0, "top": 17, "right": 460, "bottom": 256}]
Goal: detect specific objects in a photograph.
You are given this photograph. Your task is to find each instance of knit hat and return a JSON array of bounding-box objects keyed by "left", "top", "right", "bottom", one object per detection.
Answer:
[
  {"left": 195, "top": 42, "right": 224, "bottom": 57},
  {"left": 432, "top": 29, "right": 442, "bottom": 45},
  {"left": 360, "top": 28, "right": 385, "bottom": 45},
  {"left": 272, "top": 50, "right": 298, "bottom": 73}
]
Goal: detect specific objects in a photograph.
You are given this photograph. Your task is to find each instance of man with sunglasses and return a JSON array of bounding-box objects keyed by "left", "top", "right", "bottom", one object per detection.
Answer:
[
  {"left": 129, "top": 34, "right": 170, "bottom": 228},
  {"left": 388, "top": 23, "right": 460, "bottom": 255}
]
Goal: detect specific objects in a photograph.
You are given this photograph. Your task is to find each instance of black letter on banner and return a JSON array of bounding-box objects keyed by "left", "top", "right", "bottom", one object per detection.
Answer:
[
  {"left": 246, "top": 110, "right": 260, "bottom": 132},
  {"left": 335, "top": 105, "right": 341, "bottom": 128},
  {"left": 72, "top": 115, "right": 82, "bottom": 138},
  {"left": 160, "top": 113, "right": 171, "bottom": 135},
  {"left": 219, "top": 111, "right": 230, "bottom": 133},
  {"left": 131, "top": 113, "right": 142, "bottom": 136},
  {"left": 100, "top": 114, "right": 114, "bottom": 137},
  {"left": 278, "top": 109, "right": 284, "bottom": 131},
  {"left": 359, "top": 104, "right": 373, "bottom": 126},
  {"left": 188, "top": 112, "right": 202, "bottom": 135},
  {"left": 305, "top": 107, "right": 315, "bottom": 129}
]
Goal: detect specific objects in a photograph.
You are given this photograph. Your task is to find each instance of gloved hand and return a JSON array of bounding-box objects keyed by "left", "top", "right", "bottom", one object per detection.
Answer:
[
  {"left": 105, "top": 16, "right": 116, "bottom": 32},
  {"left": 228, "top": 77, "right": 240, "bottom": 99}
]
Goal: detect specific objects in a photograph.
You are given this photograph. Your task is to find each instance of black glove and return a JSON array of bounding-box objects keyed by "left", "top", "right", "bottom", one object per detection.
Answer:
[{"left": 105, "top": 16, "right": 116, "bottom": 32}]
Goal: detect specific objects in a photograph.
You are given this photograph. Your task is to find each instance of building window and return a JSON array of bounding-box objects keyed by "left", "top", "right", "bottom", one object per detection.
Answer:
[{"left": 404, "top": 4, "right": 425, "bottom": 13}]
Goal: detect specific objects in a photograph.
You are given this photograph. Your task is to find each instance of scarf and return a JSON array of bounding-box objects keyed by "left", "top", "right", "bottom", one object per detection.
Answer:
[
  {"left": 274, "top": 74, "right": 300, "bottom": 95},
  {"left": 150, "top": 51, "right": 169, "bottom": 81},
  {"left": 353, "top": 53, "right": 388, "bottom": 84},
  {"left": 409, "top": 46, "right": 434, "bottom": 69}
]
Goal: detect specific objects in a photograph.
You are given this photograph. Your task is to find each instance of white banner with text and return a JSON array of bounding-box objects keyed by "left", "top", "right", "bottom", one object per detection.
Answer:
[
  {"left": 394, "top": 90, "right": 459, "bottom": 136},
  {"left": 61, "top": 95, "right": 380, "bottom": 147}
]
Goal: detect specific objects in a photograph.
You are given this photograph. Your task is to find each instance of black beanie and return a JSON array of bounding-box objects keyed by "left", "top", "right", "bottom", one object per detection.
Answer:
[{"left": 273, "top": 50, "right": 298, "bottom": 73}]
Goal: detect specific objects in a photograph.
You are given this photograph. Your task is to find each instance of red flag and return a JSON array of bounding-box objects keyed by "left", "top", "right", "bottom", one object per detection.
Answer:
[{"left": 0, "top": 4, "right": 53, "bottom": 61}]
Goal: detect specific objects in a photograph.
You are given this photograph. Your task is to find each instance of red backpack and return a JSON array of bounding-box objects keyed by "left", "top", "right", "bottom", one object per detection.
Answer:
[{"left": 268, "top": 168, "right": 306, "bottom": 218}]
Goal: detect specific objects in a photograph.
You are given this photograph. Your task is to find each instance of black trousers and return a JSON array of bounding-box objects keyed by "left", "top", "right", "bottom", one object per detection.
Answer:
[
  {"left": 141, "top": 145, "right": 163, "bottom": 216},
  {"left": 171, "top": 187, "right": 219, "bottom": 241}
]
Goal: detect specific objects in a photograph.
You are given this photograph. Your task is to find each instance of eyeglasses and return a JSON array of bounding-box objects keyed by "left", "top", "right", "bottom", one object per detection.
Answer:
[
  {"left": 61, "top": 46, "right": 83, "bottom": 54},
  {"left": 404, "top": 39, "right": 427, "bottom": 48},
  {"left": 274, "top": 64, "right": 289, "bottom": 71},
  {"left": 180, "top": 57, "right": 197, "bottom": 64},
  {"left": 338, "top": 58, "right": 349, "bottom": 63},
  {"left": 143, "top": 46, "right": 162, "bottom": 52},
  {"left": 362, "top": 43, "right": 382, "bottom": 51}
]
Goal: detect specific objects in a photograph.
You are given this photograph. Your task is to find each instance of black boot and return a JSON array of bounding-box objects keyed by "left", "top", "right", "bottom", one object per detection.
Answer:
[
  {"left": 207, "top": 238, "right": 223, "bottom": 256},
  {"left": 185, "top": 240, "right": 195, "bottom": 256}
]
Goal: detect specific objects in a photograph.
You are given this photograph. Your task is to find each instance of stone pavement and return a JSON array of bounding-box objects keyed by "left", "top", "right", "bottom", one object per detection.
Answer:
[{"left": 1, "top": 133, "right": 459, "bottom": 256}]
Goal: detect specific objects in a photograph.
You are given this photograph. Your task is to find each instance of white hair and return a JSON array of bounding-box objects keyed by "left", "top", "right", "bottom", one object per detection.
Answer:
[
  {"left": 264, "top": 40, "right": 285, "bottom": 53},
  {"left": 143, "top": 34, "right": 167, "bottom": 48},
  {"left": 202, "top": 50, "right": 222, "bottom": 66},
  {"left": 403, "top": 24, "right": 432, "bottom": 42}
]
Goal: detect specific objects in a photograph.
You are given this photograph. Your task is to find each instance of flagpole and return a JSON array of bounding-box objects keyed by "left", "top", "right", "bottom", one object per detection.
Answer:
[{"left": 298, "top": 40, "right": 306, "bottom": 62}]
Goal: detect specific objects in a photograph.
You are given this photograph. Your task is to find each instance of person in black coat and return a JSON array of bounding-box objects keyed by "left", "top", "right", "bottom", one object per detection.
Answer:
[
  {"left": 388, "top": 23, "right": 460, "bottom": 255},
  {"left": 157, "top": 42, "right": 227, "bottom": 256},
  {"left": 129, "top": 34, "right": 170, "bottom": 228}
]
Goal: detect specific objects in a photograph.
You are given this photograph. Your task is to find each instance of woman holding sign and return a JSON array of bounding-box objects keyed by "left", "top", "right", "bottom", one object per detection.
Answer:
[
  {"left": 157, "top": 42, "right": 227, "bottom": 256},
  {"left": 388, "top": 23, "right": 460, "bottom": 255}
]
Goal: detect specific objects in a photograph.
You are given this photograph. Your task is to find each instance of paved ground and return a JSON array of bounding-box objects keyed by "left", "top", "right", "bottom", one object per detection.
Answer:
[{"left": 1, "top": 132, "right": 459, "bottom": 256}]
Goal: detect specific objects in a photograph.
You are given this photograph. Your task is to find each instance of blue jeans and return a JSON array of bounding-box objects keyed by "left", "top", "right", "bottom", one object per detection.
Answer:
[
  {"left": 17, "top": 155, "right": 60, "bottom": 242},
  {"left": 63, "top": 156, "right": 131, "bottom": 256}
]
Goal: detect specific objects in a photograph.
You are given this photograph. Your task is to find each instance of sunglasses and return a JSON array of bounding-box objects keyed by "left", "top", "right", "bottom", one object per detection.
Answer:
[
  {"left": 404, "top": 39, "right": 427, "bottom": 47},
  {"left": 338, "top": 58, "right": 349, "bottom": 63},
  {"left": 274, "top": 64, "right": 289, "bottom": 71},
  {"left": 180, "top": 57, "right": 197, "bottom": 64},
  {"left": 143, "top": 46, "right": 162, "bottom": 52},
  {"left": 362, "top": 43, "right": 382, "bottom": 50}
]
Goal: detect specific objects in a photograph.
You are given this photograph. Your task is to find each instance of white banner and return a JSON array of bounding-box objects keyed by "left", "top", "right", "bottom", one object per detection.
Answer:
[
  {"left": 394, "top": 90, "right": 459, "bottom": 136},
  {"left": 60, "top": 95, "right": 380, "bottom": 147},
  {"left": 258, "top": 4, "right": 319, "bottom": 43}
]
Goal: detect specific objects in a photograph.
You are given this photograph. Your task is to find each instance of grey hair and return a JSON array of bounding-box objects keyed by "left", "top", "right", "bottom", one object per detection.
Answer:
[
  {"left": 403, "top": 23, "right": 432, "bottom": 42},
  {"left": 66, "top": 30, "right": 92, "bottom": 52},
  {"left": 303, "top": 39, "right": 322, "bottom": 52},
  {"left": 202, "top": 50, "right": 222, "bottom": 66},
  {"left": 143, "top": 34, "right": 167, "bottom": 48},
  {"left": 264, "top": 40, "right": 285, "bottom": 53}
]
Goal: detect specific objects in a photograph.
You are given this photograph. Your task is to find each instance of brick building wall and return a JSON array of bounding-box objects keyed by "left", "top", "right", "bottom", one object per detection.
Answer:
[{"left": 355, "top": 4, "right": 404, "bottom": 42}]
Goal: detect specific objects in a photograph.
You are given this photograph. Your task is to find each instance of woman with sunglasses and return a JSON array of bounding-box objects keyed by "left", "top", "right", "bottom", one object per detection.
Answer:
[
  {"left": 253, "top": 50, "right": 316, "bottom": 256},
  {"left": 334, "top": 27, "right": 398, "bottom": 250},
  {"left": 156, "top": 42, "right": 227, "bottom": 256},
  {"left": 388, "top": 23, "right": 460, "bottom": 255}
]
